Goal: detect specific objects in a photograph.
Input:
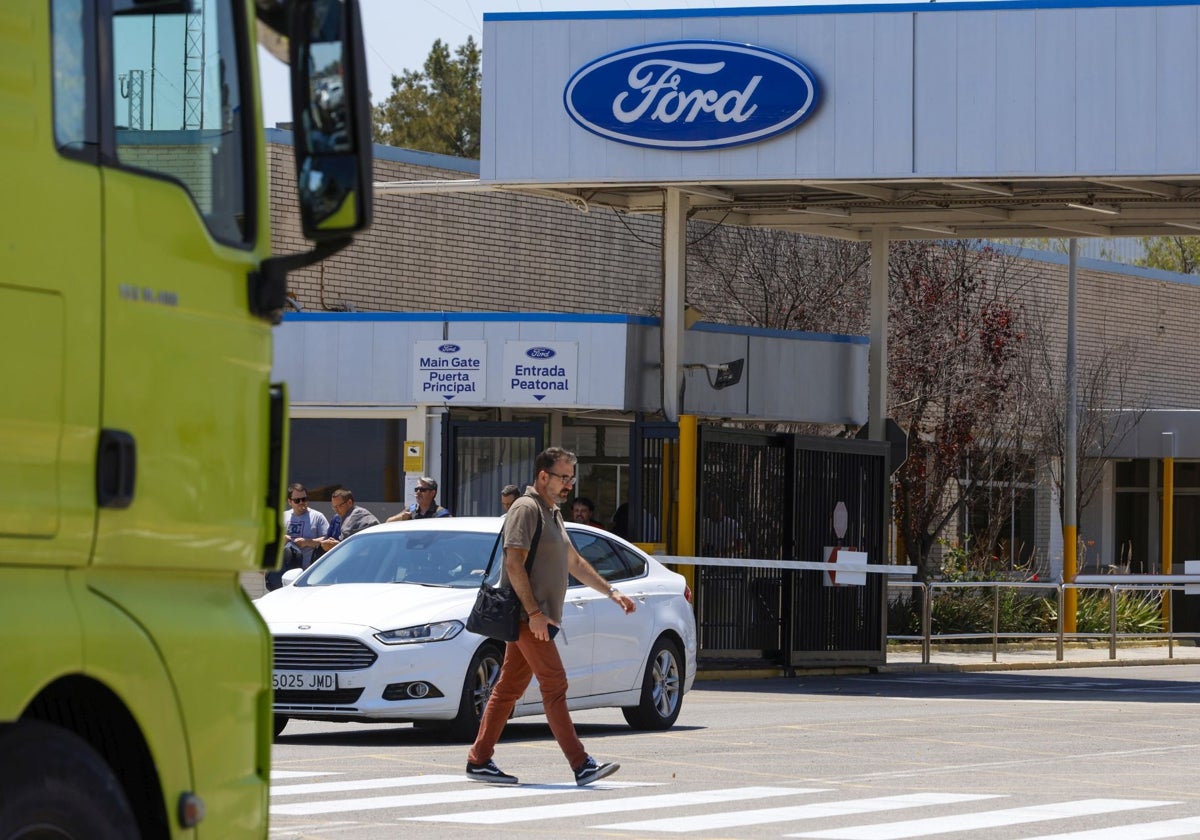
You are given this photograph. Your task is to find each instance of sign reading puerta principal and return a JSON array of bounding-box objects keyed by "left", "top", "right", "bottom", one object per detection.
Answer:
[
  {"left": 563, "top": 40, "right": 820, "bottom": 150},
  {"left": 413, "top": 340, "right": 578, "bottom": 406}
]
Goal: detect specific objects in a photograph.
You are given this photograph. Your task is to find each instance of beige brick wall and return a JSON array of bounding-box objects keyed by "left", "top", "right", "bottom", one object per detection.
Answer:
[
  {"left": 270, "top": 142, "right": 664, "bottom": 316},
  {"left": 268, "top": 138, "right": 1200, "bottom": 411}
]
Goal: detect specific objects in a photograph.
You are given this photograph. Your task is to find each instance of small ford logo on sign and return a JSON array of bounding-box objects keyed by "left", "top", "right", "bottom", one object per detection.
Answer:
[
  {"left": 438, "top": 343, "right": 460, "bottom": 353},
  {"left": 526, "top": 347, "right": 556, "bottom": 359},
  {"left": 564, "top": 40, "right": 819, "bottom": 150}
]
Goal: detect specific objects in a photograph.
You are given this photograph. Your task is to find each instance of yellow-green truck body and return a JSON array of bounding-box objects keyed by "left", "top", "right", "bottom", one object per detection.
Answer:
[{"left": 0, "top": 0, "right": 371, "bottom": 836}]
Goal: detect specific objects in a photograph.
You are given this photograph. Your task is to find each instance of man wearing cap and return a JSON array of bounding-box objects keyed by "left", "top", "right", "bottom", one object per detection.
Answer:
[{"left": 407, "top": 476, "right": 452, "bottom": 519}]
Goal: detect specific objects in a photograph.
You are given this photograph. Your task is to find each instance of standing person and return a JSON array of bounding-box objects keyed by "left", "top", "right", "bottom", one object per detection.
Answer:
[
  {"left": 570, "top": 496, "right": 604, "bottom": 528},
  {"left": 319, "top": 488, "right": 378, "bottom": 551},
  {"left": 702, "top": 492, "right": 746, "bottom": 557},
  {"left": 466, "top": 447, "right": 637, "bottom": 786},
  {"left": 407, "top": 476, "right": 451, "bottom": 519},
  {"left": 500, "top": 484, "right": 520, "bottom": 513}
]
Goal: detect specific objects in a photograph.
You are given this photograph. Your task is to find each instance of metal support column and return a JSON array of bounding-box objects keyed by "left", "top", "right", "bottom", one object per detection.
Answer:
[
  {"left": 1063, "top": 239, "right": 1079, "bottom": 633},
  {"left": 662, "top": 188, "right": 687, "bottom": 423},
  {"left": 868, "top": 228, "right": 889, "bottom": 441}
]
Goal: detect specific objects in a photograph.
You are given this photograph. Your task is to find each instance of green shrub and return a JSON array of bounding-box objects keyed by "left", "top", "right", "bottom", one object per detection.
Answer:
[{"left": 887, "top": 584, "right": 1164, "bottom": 638}]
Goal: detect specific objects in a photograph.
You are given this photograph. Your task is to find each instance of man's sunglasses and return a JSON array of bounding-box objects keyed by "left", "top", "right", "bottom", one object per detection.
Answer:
[{"left": 289, "top": 497, "right": 308, "bottom": 503}]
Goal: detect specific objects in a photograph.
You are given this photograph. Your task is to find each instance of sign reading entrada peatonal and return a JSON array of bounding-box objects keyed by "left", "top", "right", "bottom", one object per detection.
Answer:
[
  {"left": 564, "top": 40, "right": 820, "bottom": 150},
  {"left": 502, "top": 341, "right": 578, "bottom": 405}
]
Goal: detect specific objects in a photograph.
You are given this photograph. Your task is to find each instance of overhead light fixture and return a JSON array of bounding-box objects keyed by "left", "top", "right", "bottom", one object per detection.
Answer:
[
  {"left": 902, "top": 224, "right": 956, "bottom": 236},
  {"left": 788, "top": 206, "right": 851, "bottom": 217},
  {"left": 1167, "top": 222, "right": 1200, "bottom": 233},
  {"left": 1066, "top": 201, "right": 1120, "bottom": 215}
]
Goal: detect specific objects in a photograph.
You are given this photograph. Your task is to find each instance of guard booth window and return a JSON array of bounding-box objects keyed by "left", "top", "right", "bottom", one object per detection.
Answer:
[{"left": 287, "top": 418, "right": 406, "bottom": 515}]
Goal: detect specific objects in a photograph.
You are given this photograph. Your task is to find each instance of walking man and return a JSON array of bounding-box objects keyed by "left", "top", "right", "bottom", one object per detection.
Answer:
[{"left": 466, "top": 447, "right": 637, "bottom": 786}]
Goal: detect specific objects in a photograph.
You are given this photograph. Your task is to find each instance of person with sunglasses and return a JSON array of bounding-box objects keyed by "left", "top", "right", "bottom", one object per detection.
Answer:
[
  {"left": 466, "top": 447, "right": 636, "bottom": 787},
  {"left": 406, "top": 477, "right": 452, "bottom": 519},
  {"left": 269, "top": 483, "right": 330, "bottom": 590}
]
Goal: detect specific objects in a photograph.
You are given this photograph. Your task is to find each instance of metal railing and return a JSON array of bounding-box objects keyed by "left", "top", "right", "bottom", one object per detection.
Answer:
[{"left": 887, "top": 578, "right": 1200, "bottom": 664}]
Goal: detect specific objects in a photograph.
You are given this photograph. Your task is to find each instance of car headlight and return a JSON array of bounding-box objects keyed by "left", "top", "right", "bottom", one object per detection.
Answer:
[{"left": 374, "top": 620, "right": 464, "bottom": 645}]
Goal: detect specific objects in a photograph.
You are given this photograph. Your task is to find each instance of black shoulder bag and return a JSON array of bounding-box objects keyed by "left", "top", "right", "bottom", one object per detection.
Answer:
[{"left": 466, "top": 510, "right": 543, "bottom": 642}]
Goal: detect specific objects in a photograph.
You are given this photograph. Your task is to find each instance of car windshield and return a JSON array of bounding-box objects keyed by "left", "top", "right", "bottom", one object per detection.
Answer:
[{"left": 298, "top": 530, "right": 502, "bottom": 588}]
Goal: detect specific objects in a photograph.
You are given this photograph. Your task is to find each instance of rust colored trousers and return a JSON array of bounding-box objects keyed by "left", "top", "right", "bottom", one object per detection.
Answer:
[{"left": 467, "top": 621, "right": 587, "bottom": 771}]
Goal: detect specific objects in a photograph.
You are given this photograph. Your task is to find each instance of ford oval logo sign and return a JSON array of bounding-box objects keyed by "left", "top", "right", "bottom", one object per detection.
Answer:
[
  {"left": 526, "top": 347, "right": 556, "bottom": 360},
  {"left": 438, "top": 343, "right": 460, "bottom": 353},
  {"left": 564, "top": 40, "right": 819, "bottom": 150}
]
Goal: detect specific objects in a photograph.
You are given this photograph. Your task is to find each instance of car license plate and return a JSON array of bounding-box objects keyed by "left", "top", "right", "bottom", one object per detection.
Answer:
[{"left": 272, "top": 671, "right": 338, "bottom": 691}]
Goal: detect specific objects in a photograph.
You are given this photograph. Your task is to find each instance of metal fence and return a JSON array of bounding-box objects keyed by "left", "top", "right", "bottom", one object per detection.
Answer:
[{"left": 888, "top": 579, "right": 1200, "bottom": 664}]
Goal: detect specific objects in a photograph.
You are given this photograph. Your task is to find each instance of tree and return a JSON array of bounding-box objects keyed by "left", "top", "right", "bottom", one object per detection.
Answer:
[
  {"left": 372, "top": 37, "right": 481, "bottom": 158},
  {"left": 1136, "top": 236, "right": 1200, "bottom": 274},
  {"left": 886, "top": 241, "right": 1031, "bottom": 579},
  {"left": 1022, "top": 299, "right": 1146, "bottom": 570},
  {"left": 688, "top": 224, "right": 871, "bottom": 333}
]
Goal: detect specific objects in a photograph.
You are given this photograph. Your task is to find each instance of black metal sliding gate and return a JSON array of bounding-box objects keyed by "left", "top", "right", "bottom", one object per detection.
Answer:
[{"left": 696, "top": 428, "right": 890, "bottom": 668}]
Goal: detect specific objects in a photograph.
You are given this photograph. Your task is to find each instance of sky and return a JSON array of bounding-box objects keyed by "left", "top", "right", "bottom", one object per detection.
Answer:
[{"left": 257, "top": 0, "right": 916, "bottom": 128}]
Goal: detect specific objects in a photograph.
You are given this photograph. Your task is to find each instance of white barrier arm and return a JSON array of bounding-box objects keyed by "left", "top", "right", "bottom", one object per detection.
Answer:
[{"left": 656, "top": 555, "right": 917, "bottom": 575}]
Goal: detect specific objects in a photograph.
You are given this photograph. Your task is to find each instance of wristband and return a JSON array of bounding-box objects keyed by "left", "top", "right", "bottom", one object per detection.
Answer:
[{"left": 528, "top": 608, "right": 543, "bottom": 618}]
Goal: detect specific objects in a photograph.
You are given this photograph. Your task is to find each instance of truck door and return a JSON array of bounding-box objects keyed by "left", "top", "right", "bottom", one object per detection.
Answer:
[
  {"left": 96, "top": 0, "right": 270, "bottom": 572},
  {"left": 0, "top": 0, "right": 102, "bottom": 568}
]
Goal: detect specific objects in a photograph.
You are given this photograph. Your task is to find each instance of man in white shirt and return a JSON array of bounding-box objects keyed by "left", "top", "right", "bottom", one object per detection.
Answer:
[{"left": 283, "top": 483, "right": 330, "bottom": 568}]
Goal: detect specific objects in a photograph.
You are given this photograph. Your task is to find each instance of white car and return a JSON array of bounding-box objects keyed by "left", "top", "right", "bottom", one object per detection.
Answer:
[{"left": 258, "top": 517, "right": 697, "bottom": 740}]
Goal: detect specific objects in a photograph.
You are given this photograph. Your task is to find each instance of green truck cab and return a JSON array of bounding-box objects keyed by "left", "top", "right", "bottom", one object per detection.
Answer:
[{"left": 0, "top": 0, "right": 371, "bottom": 836}]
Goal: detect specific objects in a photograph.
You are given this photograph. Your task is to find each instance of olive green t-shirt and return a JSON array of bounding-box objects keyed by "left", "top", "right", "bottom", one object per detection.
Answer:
[{"left": 500, "top": 489, "right": 570, "bottom": 624}]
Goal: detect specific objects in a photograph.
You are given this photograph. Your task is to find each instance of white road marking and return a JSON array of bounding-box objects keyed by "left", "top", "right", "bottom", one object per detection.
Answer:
[
  {"left": 824, "top": 744, "right": 1200, "bottom": 783},
  {"left": 787, "top": 798, "right": 1175, "bottom": 839},
  {"left": 595, "top": 792, "right": 999, "bottom": 833},
  {"left": 271, "top": 770, "right": 334, "bottom": 779},
  {"left": 271, "top": 774, "right": 463, "bottom": 796},
  {"left": 1022, "top": 816, "right": 1200, "bottom": 839},
  {"left": 270, "top": 781, "right": 653, "bottom": 816},
  {"left": 408, "top": 785, "right": 826, "bottom": 824}
]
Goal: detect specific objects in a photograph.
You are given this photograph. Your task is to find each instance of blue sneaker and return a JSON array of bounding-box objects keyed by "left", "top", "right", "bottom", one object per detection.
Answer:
[{"left": 574, "top": 755, "right": 619, "bottom": 786}]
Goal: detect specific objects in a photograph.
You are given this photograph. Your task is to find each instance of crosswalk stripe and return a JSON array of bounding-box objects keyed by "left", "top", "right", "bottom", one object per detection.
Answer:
[
  {"left": 786, "top": 798, "right": 1177, "bottom": 839},
  {"left": 271, "top": 774, "right": 463, "bottom": 797},
  {"left": 1021, "top": 816, "right": 1200, "bottom": 840},
  {"left": 408, "top": 785, "right": 827, "bottom": 824},
  {"left": 271, "top": 781, "right": 653, "bottom": 816},
  {"left": 595, "top": 792, "right": 999, "bottom": 833},
  {"left": 271, "top": 771, "right": 333, "bottom": 780}
]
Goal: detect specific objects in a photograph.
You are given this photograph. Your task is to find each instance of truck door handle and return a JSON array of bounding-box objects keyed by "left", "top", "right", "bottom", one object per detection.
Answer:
[{"left": 96, "top": 429, "right": 136, "bottom": 509}]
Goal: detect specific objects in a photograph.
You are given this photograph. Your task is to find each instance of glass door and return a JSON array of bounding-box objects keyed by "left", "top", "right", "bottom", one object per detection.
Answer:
[{"left": 449, "top": 422, "right": 543, "bottom": 516}]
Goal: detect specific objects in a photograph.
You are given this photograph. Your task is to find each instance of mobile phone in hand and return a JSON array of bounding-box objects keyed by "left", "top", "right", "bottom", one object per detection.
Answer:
[{"left": 547, "top": 623, "right": 560, "bottom": 640}]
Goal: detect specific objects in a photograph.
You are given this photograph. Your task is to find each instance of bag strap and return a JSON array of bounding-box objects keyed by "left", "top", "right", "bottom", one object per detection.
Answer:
[{"left": 482, "top": 503, "right": 545, "bottom": 583}]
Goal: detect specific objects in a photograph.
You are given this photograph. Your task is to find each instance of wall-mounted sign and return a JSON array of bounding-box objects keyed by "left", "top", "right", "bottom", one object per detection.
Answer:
[
  {"left": 403, "top": 440, "right": 424, "bottom": 473},
  {"left": 564, "top": 40, "right": 820, "bottom": 150},
  {"left": 413, "top": 340, "right": 486, "bottom": 402},
  {"left": 502, "top": 341, "right": 578, "bottom": 405}
]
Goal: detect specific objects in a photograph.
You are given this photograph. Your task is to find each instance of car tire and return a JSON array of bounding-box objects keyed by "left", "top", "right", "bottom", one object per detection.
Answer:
[
  {"left": 444, "top": 642, "right": 504, "bottom": 742},
  {"left": 273, "top": 714, "right": 289, "bottom": 738},
  {"left": 0, "top": 720, "right": 139, "bottom": 840},
  {"left": 622, "top": 636, "right": 684, "bottom": 730}
]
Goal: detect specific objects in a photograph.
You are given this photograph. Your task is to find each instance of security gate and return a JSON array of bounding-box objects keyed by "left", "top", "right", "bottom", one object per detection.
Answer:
[{"left": 694, "top": 427, "right": 890, "bottom": 668}]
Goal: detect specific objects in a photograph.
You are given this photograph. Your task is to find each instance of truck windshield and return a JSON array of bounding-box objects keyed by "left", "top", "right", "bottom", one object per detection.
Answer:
[{"left": 111, "top": 0, "right": 251, "bottom": 245}]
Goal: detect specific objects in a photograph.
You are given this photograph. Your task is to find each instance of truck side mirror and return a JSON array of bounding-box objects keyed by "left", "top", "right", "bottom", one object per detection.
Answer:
[{"left": 289, "top": 0, "right": 373, "bottom": 240}]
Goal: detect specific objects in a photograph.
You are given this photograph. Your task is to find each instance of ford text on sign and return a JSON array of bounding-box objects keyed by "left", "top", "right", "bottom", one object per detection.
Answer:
[{"left": 564, "top": 40, "right": 820, "bottom": 150}]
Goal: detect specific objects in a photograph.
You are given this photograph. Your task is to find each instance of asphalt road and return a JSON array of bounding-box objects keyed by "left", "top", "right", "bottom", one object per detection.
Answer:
[{"left": 269, "top": 664, "right": 1200, "bottom": 839}]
